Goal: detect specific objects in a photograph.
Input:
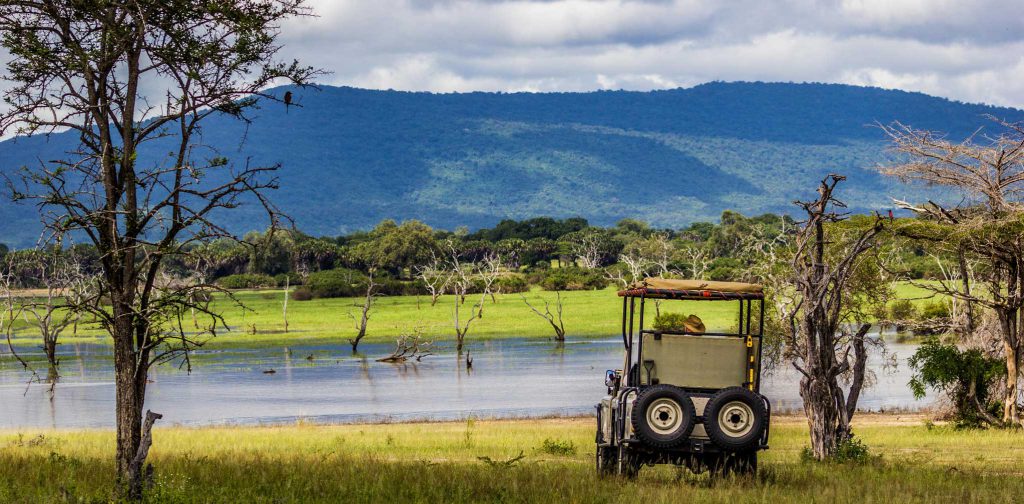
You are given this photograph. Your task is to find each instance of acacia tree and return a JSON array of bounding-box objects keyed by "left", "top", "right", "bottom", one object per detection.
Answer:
[
  {"left": 783, "top": 175, "right": 886, "bottom": 460},
  {"left": 0, "top": 2, "right": 319, "bottom": 497},
  {"left": 880, "top": 118, "right": 1024, "bottom": 425}
]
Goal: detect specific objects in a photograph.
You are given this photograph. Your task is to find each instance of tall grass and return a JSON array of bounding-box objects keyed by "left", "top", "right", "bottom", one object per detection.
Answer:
[{"left": 0, "top": 417, "right": 1020, "bottom": 503}]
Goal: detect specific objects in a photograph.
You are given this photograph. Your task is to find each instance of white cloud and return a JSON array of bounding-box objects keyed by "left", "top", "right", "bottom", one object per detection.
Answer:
[{"left": 269, "top": 1, "right": 1024, "bottom": 108}]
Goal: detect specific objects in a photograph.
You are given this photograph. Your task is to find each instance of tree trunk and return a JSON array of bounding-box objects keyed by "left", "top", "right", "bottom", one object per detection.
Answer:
[
  {"left": 800, "top": 374, "right": 843, "bottom": 460},
  {"left": 43, "top": 334, "right": 59, "bottom": 381},
  {"left": 1004, "top": 339, "right": 1019, "bottom": 423},
  {"left": 112, "top": 318, "right": 149, "bottom": 497}
]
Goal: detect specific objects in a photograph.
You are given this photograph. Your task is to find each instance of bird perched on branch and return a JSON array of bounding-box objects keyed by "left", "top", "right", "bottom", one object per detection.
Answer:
[{"left": 284, "top": 91, "right": 293, "bottom": 113}]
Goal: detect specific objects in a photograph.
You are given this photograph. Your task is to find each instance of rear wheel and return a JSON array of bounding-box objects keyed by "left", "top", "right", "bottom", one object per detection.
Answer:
[
  {"left": 596, "top": 445, "right": 617, "bottom": 476},
  {"left": 704, "top": 387, "right": 767, "bottom": 452},
  {"left": 616, "top": 445, "right": 641, "bottom": 479},
  {"left": 631, "top": 385, "right": 696, "bottom": 448}
]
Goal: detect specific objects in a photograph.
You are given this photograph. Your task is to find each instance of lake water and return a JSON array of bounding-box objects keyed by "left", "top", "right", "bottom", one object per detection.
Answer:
[{"left": 0, "top": 334, "right": 930, "bottom": 429}]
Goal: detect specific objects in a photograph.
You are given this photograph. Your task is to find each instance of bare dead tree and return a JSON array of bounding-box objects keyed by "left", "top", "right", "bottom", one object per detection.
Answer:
[
  {"left": 521, "top": 292, "right": 566, "bottom": 341},
  {"left": 348, "top": 270, "right": 380, "bottom": 353},
  {"left": 416, "top": 254, "right": 451, "bottom": 307},
  {"left": 880, "top": 118, "right": 1024, "bottom": 425},
  {"left": 478, "top": 253, "right": 502, "bottom": 308},
  {"left": 564, "top": 231, "right": 602, "bottom": 269},
  {"left": 445, "top": 240, "right": 486, "bottom": 353},
  {"left": 784, "top": 174, "right": 885, "bottom": 460},
  {"left": 16, "top": 249, "right": 93, "bottom": 383},
  {"left": 0, "top": 2, "right": 321, "bottom": 498},
  {"left": 681, "top": 244, "right": 711, "bottom": 280},
  {"left": 376, "top": 330, "right": 433, "bottom": 363},
  {"left": 0, "top": 254, "right": 32, "bottom": 373},
  {"left": 606, "top": 253, "right": 649, "bottom": 289}
]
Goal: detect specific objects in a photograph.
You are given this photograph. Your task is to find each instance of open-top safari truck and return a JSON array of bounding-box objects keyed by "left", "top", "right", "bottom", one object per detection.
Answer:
[{"left": 596, "top": 278, "right": 770, "bottom": 477}]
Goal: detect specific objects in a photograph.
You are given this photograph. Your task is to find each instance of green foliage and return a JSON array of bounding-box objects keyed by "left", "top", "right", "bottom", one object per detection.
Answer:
[
  {"left": 305, "top": 269, "right": 368, "bottom": 299},
  {"left": 350, "top": 220, "right": 438, "bottom": 276},
  {"left": 290, "top": 287, "right": 313, "bottom": 301},
  {"left": 216, "top": 273, "right": 276, "bottom": 289},
  {"left": 888, "top": 299, "right": 918, "bottom": 321},
  {"left": 538, "top": 267, "right": 606, "bottom": 291},
  {"left": 802, "top": 436, "right": 875, "bottom": 465},
  {"left": 919, "top": 300, "right": 951, "bottom": 320},
  {"left": 652, "top": 312, "right": 690, "bottom": 332},
  {"left": 274, "top": 272, "right": 303, "bottom": 287},
  {"left": 832, "top": 437, "right": 874, "bottom": 464},
  {"left": 496, "top": 274, "right": 529, "bottom": 294},
  {"left": 908, "top": 338, "right": 1005, "bottom": 426},
  {"left": 536, "top": 438, "right": 576, "bottom": 456}
]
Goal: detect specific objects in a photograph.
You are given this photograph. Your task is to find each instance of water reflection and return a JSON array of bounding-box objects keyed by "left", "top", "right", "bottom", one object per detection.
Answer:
[{"left": 0, "top": 333, "right": 930, "bottom": 429}]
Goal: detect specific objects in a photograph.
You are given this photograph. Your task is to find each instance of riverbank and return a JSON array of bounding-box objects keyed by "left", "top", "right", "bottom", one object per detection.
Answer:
[
  {"left": 1, "top": 414, "right": 1020, "bottom": 503},
  {"left": 3, "top": 282, "right": 942, "bottom": 349}
]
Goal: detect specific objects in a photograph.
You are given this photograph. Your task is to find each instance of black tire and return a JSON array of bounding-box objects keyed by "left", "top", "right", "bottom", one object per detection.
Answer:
[
  {"left": 596, "top": 445, "right": 617, "bottom": 477},
  {"left": 630, "top": 384, "right": 696, "bottom": 448},
  {"left": 616, "top": 445, "right": 641, "bottom": 479},
  {"left": 704, "top": 387, "right": 767, "bottom": 452}
]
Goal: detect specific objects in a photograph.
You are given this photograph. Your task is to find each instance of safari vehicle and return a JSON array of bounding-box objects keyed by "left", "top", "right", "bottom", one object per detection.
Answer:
[{"left": 595, "top": 278, "right": 770, "bottom": 478}]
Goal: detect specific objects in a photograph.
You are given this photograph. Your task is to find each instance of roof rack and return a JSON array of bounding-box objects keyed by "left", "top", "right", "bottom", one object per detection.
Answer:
[{"left": 617, "top": 278, "right": 764, "bottom": 300}]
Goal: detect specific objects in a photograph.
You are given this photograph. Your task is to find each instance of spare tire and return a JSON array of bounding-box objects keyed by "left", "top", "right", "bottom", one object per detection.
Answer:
[
  {"left": 704, "top": 387, "right": 767, "bottom": 452},
  {"left": 630, "top": 384, "right": 695, "bottom": 448}
]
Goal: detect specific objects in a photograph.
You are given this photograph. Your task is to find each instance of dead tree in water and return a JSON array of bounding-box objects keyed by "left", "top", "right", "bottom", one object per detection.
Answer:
[
  {"left": 348, "top": 271, "right": 379, "bottom": 353},
  {"left": 16, "top": 249, "right": 93, "bottom": 383},
  {"left": 443, "top": 240, "right": 487, "bottom": 353},
  {"left": 521, "top": 293, "right": 566, "bottom": 341},
  {"left": 377, "top": 331, "right": 433, "bottom": 363},
  {"left": 785, "top": 174, "right": 885, "bottom": 461}
]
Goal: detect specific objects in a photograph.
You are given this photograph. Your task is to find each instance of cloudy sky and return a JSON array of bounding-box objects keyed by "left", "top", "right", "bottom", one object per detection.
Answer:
[{"left": 276, "top": 0, "right": 1024, "bottom": 108}]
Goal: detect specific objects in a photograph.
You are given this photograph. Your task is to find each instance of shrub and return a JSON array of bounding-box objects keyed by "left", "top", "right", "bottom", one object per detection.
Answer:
[
  {"left": 274, "top": 272, "right": 303, "bottom": 287},
  {"left": 908, "top": 337, "right": 1005, "bottom": 427},
  {"left": 801, "top": 436, "right": 875, "bottom": 464},
  {"left": 496, "top": 274, "right": 529, "bottom": 294},
  {"left": 919, "top": 300, "right": 951, "bottom": 320},
  {"left": 832, "top": 437, "right": 873, "bottom": 464},
  {"left": 537, "top": 438, "right": 576, "bottom": 456},
  {"left": 888, "top": 299, "right": 917, "bottom": 321},
  {"left": 539, "top": 267, "right": 606, "bottom": 291},
  {"left": 306, "top": 268, "right": 367, "bottom": 298},
  {"left": 653, "top": 312, "right": 689, "bottom": 332},
  {"left": 291, "top": 287, "right": 313, "bottom": 301},
  {"left": 216, "top": 273, "right": 275, "bottom": 289}
]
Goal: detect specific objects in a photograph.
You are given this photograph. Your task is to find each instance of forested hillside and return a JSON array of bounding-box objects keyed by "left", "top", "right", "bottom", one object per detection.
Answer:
[{"left": 2, "top": 81, "right": 1021, "bottom": 247}]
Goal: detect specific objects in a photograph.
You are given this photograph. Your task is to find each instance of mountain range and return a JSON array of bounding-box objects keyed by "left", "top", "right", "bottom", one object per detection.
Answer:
[{"left": 2, "top": 81, "right": 1022, "bottom": 248}]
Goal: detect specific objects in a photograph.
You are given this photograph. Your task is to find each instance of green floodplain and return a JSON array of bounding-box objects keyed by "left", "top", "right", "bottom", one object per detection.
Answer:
[{"left": 3, "top": 282, "right": 940, "bottom": 349}]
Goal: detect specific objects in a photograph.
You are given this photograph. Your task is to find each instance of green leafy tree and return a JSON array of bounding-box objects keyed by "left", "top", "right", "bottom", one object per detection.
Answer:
[
  {"left": 352, "top": 220, "right": 438, "bottom": 277},
  {"left": 909, "top": 338, "right": 1005, "bottom": 426}
]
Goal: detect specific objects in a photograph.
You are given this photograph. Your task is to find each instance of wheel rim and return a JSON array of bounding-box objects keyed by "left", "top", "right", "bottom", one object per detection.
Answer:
[
  {"left": 646, "top": 397, "right": 683, "bottom": 435},
  {"left": 717, "top": 400, "right": 755, "bottom": 438}
]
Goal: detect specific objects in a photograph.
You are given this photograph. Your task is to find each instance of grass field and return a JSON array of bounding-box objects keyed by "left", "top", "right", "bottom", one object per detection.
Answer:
[
  {"left": 0, "top": 415, "right": 1020, "bottom": 503},
  {"left": 4, "top": 281, "right": 947, "bottom": 349}
]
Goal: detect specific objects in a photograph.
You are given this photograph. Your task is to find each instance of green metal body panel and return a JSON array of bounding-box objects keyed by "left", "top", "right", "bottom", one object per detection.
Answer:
[{"left": 640, "top": 333, "right": 761, "bottom": 389}]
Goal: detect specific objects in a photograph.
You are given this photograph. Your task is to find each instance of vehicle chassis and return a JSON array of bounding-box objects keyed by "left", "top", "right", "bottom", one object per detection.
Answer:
[{"left": 596, "top": 285, "right": 771, "bottom": 477}]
